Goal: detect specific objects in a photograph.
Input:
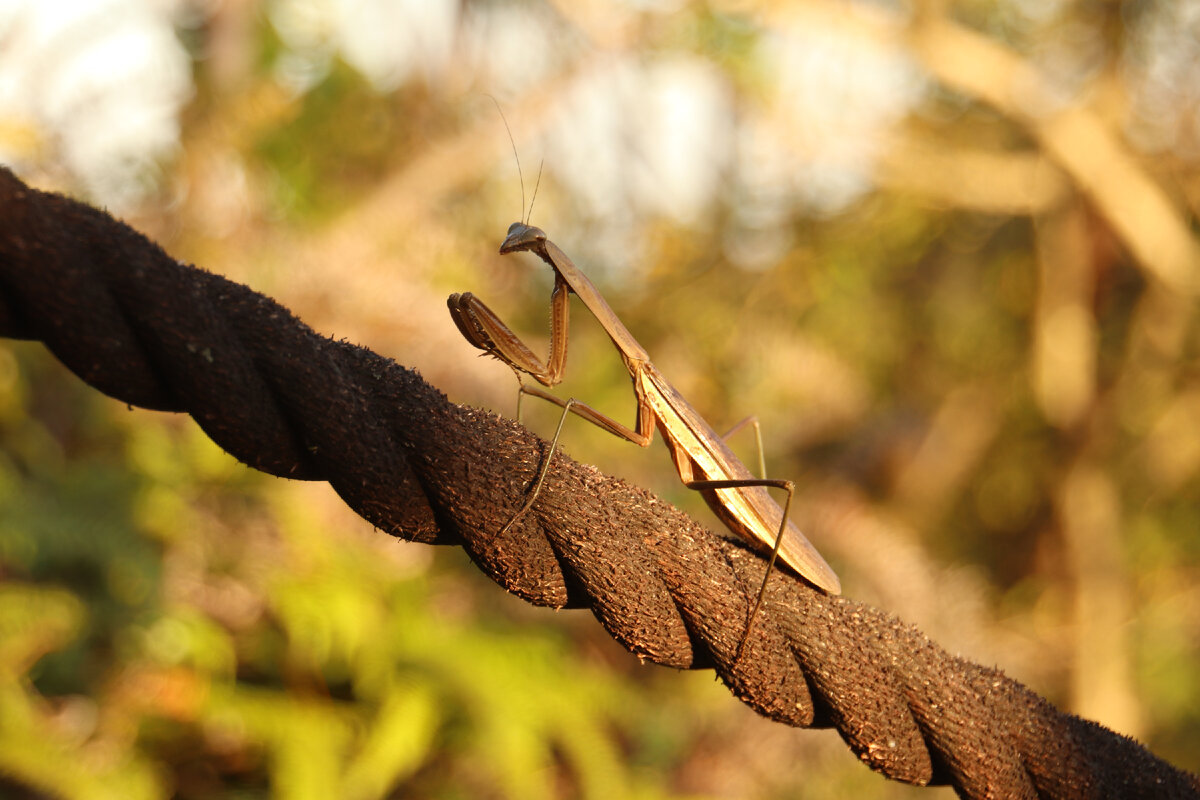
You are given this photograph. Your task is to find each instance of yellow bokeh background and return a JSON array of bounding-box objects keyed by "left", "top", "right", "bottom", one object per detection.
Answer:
[{"left": 1, "top": 0, "right": 1198, "bottom": 797}]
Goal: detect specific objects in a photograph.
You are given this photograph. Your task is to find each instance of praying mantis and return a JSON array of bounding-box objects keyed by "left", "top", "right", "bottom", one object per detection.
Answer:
[{"left": 447, "top": 219, "right": 841, "bottom": 651}]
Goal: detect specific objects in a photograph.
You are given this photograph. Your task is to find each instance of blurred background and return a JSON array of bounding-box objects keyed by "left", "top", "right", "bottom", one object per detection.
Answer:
[{"left": 2, "top": 0, "right": 1199, "bottom": 797}]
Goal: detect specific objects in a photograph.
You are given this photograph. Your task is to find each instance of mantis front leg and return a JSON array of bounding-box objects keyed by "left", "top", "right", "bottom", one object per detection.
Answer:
[
  {"left": 448, "top": 272, "right": 572, "bottom": 390},
  {"left": 447, "top": 285, "right": 654, "bottom": 536}
]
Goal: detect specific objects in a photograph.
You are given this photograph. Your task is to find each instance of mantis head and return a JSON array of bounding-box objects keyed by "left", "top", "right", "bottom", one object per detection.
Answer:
[{"left": 500, "top": 222, "right": 547, "bottom": 255}]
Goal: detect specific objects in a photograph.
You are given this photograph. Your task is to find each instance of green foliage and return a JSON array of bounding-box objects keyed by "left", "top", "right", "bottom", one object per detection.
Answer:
[
  {"left": 0, "top": 583, "right": 163, "bottom": 800},
  {"left": 0, "top": 344, "right": 678, "bottom": 799}
]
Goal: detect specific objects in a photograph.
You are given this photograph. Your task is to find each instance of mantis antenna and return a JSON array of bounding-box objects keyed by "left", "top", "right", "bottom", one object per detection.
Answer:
[{"left": 489, "top": 96, "right": 542, "bottom": 225}]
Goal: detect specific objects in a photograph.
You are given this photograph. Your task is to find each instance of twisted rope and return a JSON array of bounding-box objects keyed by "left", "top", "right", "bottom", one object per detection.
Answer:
[{"left": 1, "top": 167, "right": 1195, "bottom": 798}]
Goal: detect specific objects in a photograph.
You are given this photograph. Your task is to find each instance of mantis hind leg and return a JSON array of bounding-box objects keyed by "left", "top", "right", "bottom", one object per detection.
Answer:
[
  {"left": 683, "top": 475, "right": 794, "bottom": 663},
  {"left": 722, "top": 416, "right": 766, "bottom": 480}
]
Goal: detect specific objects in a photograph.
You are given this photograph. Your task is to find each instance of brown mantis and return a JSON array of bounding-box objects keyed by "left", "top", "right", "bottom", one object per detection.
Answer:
[{"left": 447, "top": 220, "right": 841, "bottom": 653}]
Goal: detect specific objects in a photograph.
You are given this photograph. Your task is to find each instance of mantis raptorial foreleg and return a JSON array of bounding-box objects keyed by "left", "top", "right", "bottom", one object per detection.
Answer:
[{"left": 449, "top": 222, "right": 841, "bottom": 661}]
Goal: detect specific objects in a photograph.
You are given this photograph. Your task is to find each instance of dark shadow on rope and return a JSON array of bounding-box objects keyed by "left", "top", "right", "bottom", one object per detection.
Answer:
[{"left": 1, "top": 167, "right": 1196, "bottom": 799}]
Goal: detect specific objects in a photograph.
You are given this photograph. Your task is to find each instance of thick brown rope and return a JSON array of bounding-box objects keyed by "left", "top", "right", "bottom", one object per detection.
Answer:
[{"left": 1, "top": 167, "right": 1196, "bottom": 798}]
